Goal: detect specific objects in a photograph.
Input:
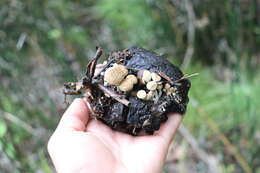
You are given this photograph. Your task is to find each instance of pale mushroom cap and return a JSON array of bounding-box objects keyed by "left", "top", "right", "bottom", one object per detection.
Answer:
[
  {"left": 146, "top": 81, "right": 157, "bottom": 91},
  {"left": 169, "top": 87, "right": 177, "bottom": 93},
  {"left": 118, "top": 75, "right": 137, "bottom": 92},
  {"left": 142, "top": 70, "right": 152, "bottom": 83},
  {"left": 119, "top": 81, "right": 134, "bottom": 92},
  {"left": 151, "top": 72, "right": 161, "bottom": 82},
  {"left": 164, "top": 83, "right": 171, "bottom": 89},
  {"left": 126, "top": 74, "right": 138, "bottom": 84},
  {"left": 166, "top": 87, "right": 177, "bottom": 95},
  {"left": 104, "top": 64, "right": 128, "bottom": 86},
  {"left": 137, "top": 90, "right": 147, "bottom": 99},
  {"left": 146, "top": 90, "right": 155, "bottom": 100}
]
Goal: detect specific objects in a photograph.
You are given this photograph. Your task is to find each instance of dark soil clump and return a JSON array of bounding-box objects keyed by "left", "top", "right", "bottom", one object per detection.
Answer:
[{"left": 63, "top": 47, "right": 191, "bottom": 135}]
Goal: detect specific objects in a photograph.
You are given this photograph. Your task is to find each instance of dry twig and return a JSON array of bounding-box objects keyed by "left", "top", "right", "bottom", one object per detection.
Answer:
[
  {"left": 190, "top": 98, "right": 253, "bottom": 173},
  {"left": 178, "top": 124, "right": 221, "bottom": 173},
  {"left": 97, "top": 84, "right": 130, "bottom": 106}
]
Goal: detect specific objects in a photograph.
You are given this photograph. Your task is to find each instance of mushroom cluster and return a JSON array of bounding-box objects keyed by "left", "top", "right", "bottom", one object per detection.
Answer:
[
  {"left": 104, "top": 64, "right": 138, "bottom": 92},
  {"left": 103, "top": 65, "right": 179, "bottom": 104},
  {"left": 63, "top": 46, "right": 191, "bottom": 135}
]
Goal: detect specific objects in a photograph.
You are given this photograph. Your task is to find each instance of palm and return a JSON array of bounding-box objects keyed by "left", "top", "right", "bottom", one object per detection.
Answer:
[
  {"left": 83, "top": 120, "right": 169, "bottom": 173},
  {"left": 48, "top": 99, "right": 182, "bottom": 173}
]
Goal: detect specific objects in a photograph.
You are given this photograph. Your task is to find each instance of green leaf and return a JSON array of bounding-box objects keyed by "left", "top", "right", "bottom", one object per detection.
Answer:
[
  {"left": 48, "top": 29, "right": 62, "bottom": 39},
  {"left": 0, "top": 121, "right": 7, "bottom": 138}
]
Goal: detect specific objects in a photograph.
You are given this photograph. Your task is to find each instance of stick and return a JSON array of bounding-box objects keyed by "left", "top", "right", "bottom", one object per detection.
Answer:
[
  {"left": 87, "top": 46, "right": 103, "bottom": 79},
  {"left": 178, "top": 124, "right": 221, "bottom": 173},
  {"left": 97, "top": 84, "right": 130, "bottom": 106},
  {"left": 173, "top": 72, "right": 199, "bottom": 83},
  {"left": 158, "top": 71, "right": 174, "bottom": 85}
]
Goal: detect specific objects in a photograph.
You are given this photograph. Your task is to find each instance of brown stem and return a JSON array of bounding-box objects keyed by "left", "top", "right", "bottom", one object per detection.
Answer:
[
  {"left": 87, "top": 46, "right": 103, "bottom": 79},
  {"left": 97, "top": 84, "right": 130, "bottom": 106},
  {"left": 173, "top": 73, "right": 199, "bottom": 83},
  {"left": 158, "top": 71, "right": 174, "bottom": 85}
]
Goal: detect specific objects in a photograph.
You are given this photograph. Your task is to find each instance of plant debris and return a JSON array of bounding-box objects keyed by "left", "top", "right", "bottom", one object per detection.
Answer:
[{"left": 63, "top": 46, "right": 192, "bottom": 135}]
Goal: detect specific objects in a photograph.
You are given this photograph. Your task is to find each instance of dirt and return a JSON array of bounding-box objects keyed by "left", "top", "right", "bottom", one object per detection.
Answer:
[{"left": 63, "top": 46, "right": 191, "bottom": 135}]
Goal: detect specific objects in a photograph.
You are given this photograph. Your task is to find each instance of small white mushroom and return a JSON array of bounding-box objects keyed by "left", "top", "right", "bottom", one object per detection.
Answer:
[
  {"left": 166, "top": 90, "right": 171, "bottom": 96},
  {"left": 146, "top": 91, "right": 155, "bottom": 100},
  {"left": 104, "top": 64, "right": 128, "bottom": 86},
  {"left": 167, "top": 87, "right": 177, "bottom": 95},
  {"left": 141, "top": 70, "right": 152, "bottom": 83},
  {"left": 146, "top": 81, "right": 157, "bottom": 91},
  {"left": 126, "top": 74, "right": 138, "bottom": 84},
  {"left": 137, "top": 90, "right": 147, "bottom": 99},
  {"left": 164, "top": 83, "right": 171, "bottom": 89},
  {"left": 151, "top": 72, "right": 161, "bottom": 82},
  {"left": 169, "top": 87, "right": 177, "bottom": 93}
]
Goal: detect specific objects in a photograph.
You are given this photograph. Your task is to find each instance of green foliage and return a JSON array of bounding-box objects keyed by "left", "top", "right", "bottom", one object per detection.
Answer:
[
  {"left": 0, "top": 0, "right": 259, "bottom": 172},
  {"left": 0, "top": 121, "right": 7, "bottom": 138}
]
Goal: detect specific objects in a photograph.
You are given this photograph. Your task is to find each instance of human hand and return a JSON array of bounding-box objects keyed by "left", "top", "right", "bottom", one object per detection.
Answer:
[{"left": 48, "top": 98, "right": 183, "bottom": 173}]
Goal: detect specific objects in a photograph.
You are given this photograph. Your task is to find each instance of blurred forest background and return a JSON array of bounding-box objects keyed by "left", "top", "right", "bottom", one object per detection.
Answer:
[{"left": 0, "top": 0, "right": 260, "bottom": 172}]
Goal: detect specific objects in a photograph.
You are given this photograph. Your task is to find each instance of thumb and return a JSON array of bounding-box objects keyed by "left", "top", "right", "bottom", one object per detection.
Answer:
[
  {"left": 56, "top": 98, "right": 90, "bottom": 132},
  {"left": 157, "top": 113, "right": 183, "bottom": 145}
]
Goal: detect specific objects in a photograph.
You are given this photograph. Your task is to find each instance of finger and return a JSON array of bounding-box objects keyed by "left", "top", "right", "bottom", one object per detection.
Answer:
[
  {"left": 85, "top": 119, "right": 117, "bottom": 143},
  {"left": 56, "top": 98, "right": 90, "bottom": 132},
  {"left": 157, "top": 113, "right": 183, "bottom": 145},
  {"left": 86, "top": 119, "right": 113, "bottom": 134}
]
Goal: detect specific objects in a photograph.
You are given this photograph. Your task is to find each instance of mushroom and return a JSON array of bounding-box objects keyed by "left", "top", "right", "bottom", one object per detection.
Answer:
[
  {"left": 164, "top": 83, "right": 171, "bottom": 89},
  {"left": 137, "top": 90, "right": 147, "bottom": 99},
  {"left": 151, "top": 72, "right": 161, "bottom": 82},
  {"left": 146, "top": 91, "right": 155, "bottom": 100},
  {"left": 126, "top": 74, "right": 138, "bottom": 84},
  {"left": 104, "top": 64, "right": 128, "bottom": 86},
  {"left": 146, "top": 81, "right": 157, "bottom": 91},
  {"left": 118, "top": 74, "right": 138, "bottom": 92},
  {"left": 137, "top": 69, "right": 152, "bottom": 84},
  {"left": 157, "top": 84, "right": 163, "bottom": 90},
  {"left": 163, "top": 83, "right": 171, "bottom": 92},
  {"left": 166, "top": 87, "right": 177, "bottom": 95},
  {"left": 169, "top": 87, "right": 177, "bottom": 93}
]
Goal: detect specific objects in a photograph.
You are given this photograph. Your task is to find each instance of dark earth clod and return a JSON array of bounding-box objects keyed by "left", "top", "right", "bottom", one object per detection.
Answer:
[{"left": 63, "top": 46, "right": 191, "bottom": 135}]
